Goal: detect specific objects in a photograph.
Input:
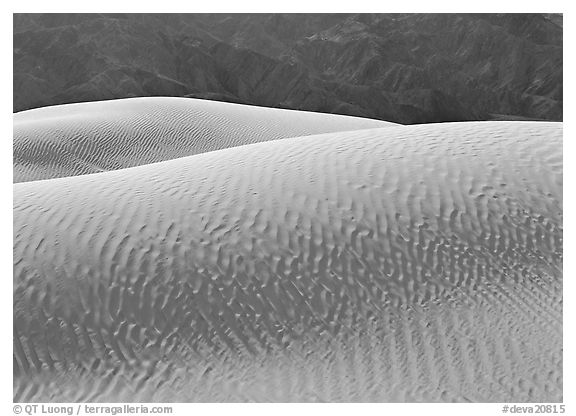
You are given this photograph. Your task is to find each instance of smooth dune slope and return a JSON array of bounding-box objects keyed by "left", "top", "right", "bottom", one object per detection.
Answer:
[
  {"left": 14, "top": 122, "right": 562, "bottom": 402},
  {"left": 13, "top": 97, "right": 396, "bottom": 183}
]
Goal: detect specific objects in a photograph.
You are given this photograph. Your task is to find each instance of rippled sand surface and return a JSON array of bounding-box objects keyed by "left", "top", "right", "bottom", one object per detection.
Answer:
[
  {"left": 13, "top": 107, "right": 562, "bottom": 402},
  {"left": 13, "top": 97, "right": 395, "bottom": 183}
]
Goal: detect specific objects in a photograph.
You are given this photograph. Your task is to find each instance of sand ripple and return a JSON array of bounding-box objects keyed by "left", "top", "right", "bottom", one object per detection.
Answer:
[
  {"left": 13, "top": 119, "right": 562, "bottom": 402},
  {"left": 13, "top": 97, "right": 395, "bottom": 183}
]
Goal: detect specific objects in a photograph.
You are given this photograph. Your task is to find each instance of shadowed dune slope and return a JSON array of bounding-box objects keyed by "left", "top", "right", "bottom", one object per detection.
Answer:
[
  {"left": 14, "top": 122, "right": 562, "bottom": 402},
  {"left": 13, "top": 97, "right": 396, "bottom": 183}
]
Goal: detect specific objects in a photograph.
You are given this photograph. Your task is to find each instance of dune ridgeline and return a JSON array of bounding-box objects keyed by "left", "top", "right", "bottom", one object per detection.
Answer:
[{"left": 13, "top": 98, "right": 562, "bottom": 402}]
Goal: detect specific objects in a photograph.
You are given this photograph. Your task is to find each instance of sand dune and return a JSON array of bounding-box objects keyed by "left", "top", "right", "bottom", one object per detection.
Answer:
[
  {"left": 13, "top": 97, "right": 396, "bottom": 183},
  {"left": 13, "top": 119, "right": 562, "bottom": 402}
]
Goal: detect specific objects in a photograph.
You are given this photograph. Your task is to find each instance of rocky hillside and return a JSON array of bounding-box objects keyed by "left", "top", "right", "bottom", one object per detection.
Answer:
[{"left": 13, "top": 13, "right": 562, "bottom": 123}]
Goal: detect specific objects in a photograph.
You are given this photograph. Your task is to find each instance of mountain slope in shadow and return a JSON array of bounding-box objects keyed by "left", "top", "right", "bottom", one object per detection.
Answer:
[{"left": 13, "top": 13, "right": 562, "bottom": 124}]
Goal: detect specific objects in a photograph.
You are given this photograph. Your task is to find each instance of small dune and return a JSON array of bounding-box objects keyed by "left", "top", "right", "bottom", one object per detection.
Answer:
[
  {"left": 13, "top": 97, "right": 396, "bottom": 183},
  {"left": 13, "top": 115, "right": 562, "bottom": 401}
]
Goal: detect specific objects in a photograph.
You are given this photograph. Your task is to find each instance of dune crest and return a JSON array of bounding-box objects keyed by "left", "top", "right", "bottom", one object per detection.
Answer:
[
  {"left": 13, "top": 97, "right": 396, "bottom": 183},
  {"left": 13, "top": 120, "right": 562, "bottom": 402}
]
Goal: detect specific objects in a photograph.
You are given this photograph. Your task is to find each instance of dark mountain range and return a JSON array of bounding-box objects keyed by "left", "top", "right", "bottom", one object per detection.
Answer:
[{"left": 13, "top": 13, "right": 562, "bottom": 124}]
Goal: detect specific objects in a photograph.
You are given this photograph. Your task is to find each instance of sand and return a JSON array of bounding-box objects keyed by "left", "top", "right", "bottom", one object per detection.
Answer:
[
  {"left": 13, "top": 115, "right": 562, "bottom": 402},
  {"left": 13, "top": 97, "right": 396, "bottom": 183}
]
